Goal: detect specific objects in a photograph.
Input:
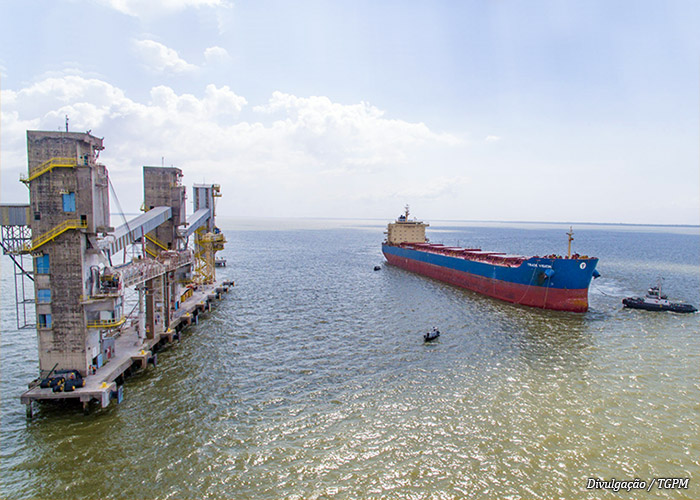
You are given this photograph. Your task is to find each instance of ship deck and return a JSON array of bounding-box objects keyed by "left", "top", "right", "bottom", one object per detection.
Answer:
[
  {"left": 397, "top": 242, "right": 594, "bottom": 268},
  {"left": 400, "top": 242, "right": 528, "bottom": 267}
]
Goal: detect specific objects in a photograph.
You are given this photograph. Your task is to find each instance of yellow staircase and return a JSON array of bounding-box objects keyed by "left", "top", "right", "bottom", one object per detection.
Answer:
[
  {"left": 20, "top": 157, "right": 78, "bottom": 184},
  {"left": 192, "top": 227, "right": 227, "bottom": 284},
  {"left": 143, "top": 233, "right": 168, "bottom": 258},
  {"left": 23, "top": 219, "right": 87, "bottom": 253},
  {"left": 145, "top": 234, "right": 168, "bottom": 251}
]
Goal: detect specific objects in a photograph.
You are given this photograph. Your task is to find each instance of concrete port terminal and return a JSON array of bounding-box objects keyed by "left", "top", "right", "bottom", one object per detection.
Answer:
[{"left": 0, "top": 130, "right": 233, "bottom": 417}]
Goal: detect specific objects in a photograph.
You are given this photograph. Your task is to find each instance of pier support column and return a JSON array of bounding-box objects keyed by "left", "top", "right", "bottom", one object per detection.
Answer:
[
  {"left": 145, "top": 279, "right": 156, "bottom": 339},
  {"left": 163, "top": 276, "right": 171, "bottom": 330},
  {"left": 137, "top": 285, "right": 146, "bottom": 342}
]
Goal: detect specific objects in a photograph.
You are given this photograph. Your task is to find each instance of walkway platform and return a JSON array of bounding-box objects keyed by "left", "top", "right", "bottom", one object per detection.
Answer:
[{"left": 21, "top": 281, "right": 234, "bottom": 417}]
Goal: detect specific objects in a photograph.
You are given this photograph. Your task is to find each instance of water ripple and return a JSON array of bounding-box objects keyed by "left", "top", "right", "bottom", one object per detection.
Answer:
[{"left": 1, "top": 222, "right": 699, "bottom": 499}]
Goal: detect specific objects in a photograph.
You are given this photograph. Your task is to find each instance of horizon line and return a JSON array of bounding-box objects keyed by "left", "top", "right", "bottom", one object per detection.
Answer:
[
  {"left": 210, "top": 215, "right": 700, "bottom": 229},
  {"left": 110, "top": 212, "right": 700, "bottom": 228}
]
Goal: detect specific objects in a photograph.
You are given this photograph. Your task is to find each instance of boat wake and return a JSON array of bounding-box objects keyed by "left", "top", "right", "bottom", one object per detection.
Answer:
[{"left": 591, "top": 280, "right": 634, "bottom": 298}]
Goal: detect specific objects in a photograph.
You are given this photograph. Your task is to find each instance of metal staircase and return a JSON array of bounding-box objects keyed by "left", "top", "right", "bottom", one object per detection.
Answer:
[
  {"left": 23, "top": 219, "right": 87, "bottom": 253},
  {"left": 144, "top": 233, "right": 168, "bottom": 257},
  {"left": 20, "top": 157, "right": 78, "bottom": 184}
]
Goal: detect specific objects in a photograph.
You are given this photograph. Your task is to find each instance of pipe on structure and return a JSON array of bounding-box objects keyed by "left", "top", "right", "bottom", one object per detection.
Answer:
[
  {"left": 180, "top": 208, "right": 212, "bottom": 239},
  {"left": 101, "top": 206, "right": 172, "bottom": 256}
]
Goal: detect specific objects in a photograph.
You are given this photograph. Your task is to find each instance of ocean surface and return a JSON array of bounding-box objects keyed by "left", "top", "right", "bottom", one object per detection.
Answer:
[{"left": 1, "top": 218, "right": 699, "bottom": 499}]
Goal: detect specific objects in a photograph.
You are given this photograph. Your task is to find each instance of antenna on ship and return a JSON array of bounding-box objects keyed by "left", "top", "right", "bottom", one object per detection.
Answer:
[
  {"left": 65, "top": 115, "right": 69, "bottom": 132},
  {"left": 566, "top": 226, "right": 574, "bottom": 258}
]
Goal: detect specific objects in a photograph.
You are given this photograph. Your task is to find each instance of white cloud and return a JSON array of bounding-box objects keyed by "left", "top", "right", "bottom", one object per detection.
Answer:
[
  {"left": 485, "top": 135, "right": 501, "bottom": 142},
  {"left": 203, "top": 46, "right": 230, "bottom": 65},
  {"left": 1, "top": 76, "right": 460, "bottom": 218},
  {"left": 254, "top": 91, "right": 459, "bottom": 168},
  {"left": 148, "top": 83, "right": 246, "bottom": 117},
  {"left": 132, "top": 39, "right": 198, "bottom": 74},
  {"left": 4, "top": 75, "right": 694, "bottom": 223},
  {"left": 96, "top": 0, "right": 226, "bottom": 18}
]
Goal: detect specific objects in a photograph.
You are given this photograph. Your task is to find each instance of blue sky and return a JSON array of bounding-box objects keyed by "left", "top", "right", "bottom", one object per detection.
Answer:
[{"left": 1, "top": 0, "right": 698, "bottom": 224}]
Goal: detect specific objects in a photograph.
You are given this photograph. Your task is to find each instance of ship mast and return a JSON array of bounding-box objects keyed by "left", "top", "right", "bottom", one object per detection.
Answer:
[
  {"left": 404, "top": 204, "right": 410, "bottom": 220},
  {"left": 566, "top": 226, "right": 574, "bottom": 258}
]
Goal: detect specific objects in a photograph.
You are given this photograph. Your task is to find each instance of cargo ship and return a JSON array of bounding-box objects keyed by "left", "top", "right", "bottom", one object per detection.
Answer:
[{"left": 382, "top": 207, "right": 600, "bottom": 312}]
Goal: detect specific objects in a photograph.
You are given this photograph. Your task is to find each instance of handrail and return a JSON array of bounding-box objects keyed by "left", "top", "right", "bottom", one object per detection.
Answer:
[
  {"left": 20, "top": 157, "right": 78, "bottom": 184},
  {"left": 24, "top": 219, "right": 87, "bottom": 252},
  {"left": 157, "top": 249, "right": 193, "bottom": 272},
  {"left": 145, "top": 234, "right": 168, "bottom": 251},
  {"left": 119, "top": 259, "right": 167, "bottom": 287},
  {"left": 86, "top": 316, "right": 126, "bottom": 329}
]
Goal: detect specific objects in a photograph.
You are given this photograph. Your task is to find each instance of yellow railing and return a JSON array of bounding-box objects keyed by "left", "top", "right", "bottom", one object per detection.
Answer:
[
  {"left": 146, "top": 234, "right": 168, "bottom": 251},
  {"left": 87, "top": 316, "right": 127, "bottom": 329},
  {"left": 20, "top": 157, "right": 78, "bottom": 184},
  {"left": 23, "top": 219, "right": 87, "bottom": 252}
]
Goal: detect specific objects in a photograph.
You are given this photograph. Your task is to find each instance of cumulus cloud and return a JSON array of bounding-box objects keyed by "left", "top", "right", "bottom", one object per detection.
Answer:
[
  {"left": 132, "top": 39, "right": 197, "bottom": 74},
  {"left": 0, "top": 75, "right": 462, "bottom": 217},
  {"left": 96, "top": 0, "right": 226, "bottom": 18},
  {"left": 203, "top": 46, "right": 231, "bottom": 65},
  {"left": 254, "top": 91, "right": 458, "bottom": 167}
]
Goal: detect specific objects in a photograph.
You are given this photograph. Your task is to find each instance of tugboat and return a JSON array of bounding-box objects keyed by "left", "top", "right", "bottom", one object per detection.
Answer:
[
  {"left": 623, "top": 283, "right": 697, "bottom": 313},
  {"left": 424, "top": 327, "right": 440, "bottom": 342}
]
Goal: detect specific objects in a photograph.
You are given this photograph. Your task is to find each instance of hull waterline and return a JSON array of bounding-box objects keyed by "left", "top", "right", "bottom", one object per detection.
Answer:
[{"left": 383, "top": 244, "right": 598, "bottom": 312}]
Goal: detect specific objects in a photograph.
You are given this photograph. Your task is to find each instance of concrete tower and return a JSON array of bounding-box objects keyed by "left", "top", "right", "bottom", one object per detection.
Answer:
[
  {"left": 143, "top": 166, "right": 186, "bottom": 253},
  {"left": 24, "top": 131, "right": 119, "bottom": 377}
]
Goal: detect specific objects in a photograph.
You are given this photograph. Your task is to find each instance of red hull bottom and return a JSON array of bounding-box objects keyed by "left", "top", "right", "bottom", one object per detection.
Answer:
[{"left": 384, "top": 253, "right": 589, "bottom": 312}]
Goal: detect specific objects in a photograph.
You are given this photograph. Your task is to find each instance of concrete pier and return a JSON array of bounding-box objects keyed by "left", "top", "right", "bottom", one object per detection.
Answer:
[
  {"left": 0, "top": 130, "right": 233, "bottom": 418},
  {"left": 21, "top": 283, "right": 230, "bottom": 417}
]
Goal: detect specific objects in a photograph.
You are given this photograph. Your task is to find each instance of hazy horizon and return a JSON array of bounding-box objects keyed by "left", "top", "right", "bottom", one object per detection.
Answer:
[{"left": 100, "top": 211, "right": 700, "bottom": 227}]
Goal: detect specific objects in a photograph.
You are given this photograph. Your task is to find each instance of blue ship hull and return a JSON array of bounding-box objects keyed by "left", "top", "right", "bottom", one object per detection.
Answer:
[{"left": 382, "top": 244, "right": 599, "bottom": 312}]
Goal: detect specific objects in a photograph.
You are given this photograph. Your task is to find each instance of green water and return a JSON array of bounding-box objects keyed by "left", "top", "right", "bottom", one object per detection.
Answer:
[{"left": 1, "top": 219, "right": 698, "bottom": 499}]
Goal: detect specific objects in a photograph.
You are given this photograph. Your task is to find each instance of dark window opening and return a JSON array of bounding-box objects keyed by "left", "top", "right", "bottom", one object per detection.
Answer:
[{"left": 38, "top": 314, "right": 52, "bottom": 328}]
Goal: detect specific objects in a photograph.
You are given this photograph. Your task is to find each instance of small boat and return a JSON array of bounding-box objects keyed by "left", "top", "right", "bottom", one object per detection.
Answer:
[
  {"left": 374, "top": 265, "right": 381, "bottom": 271},
  {"left": 623, "top": 284, "right": 697, "bottom": 313},
  {"left": 424, "top": 327, "right": 440, "bottom": 342}
]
